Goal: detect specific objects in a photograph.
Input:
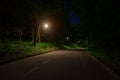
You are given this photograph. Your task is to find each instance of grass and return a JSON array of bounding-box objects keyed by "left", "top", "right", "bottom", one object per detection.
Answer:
[
  {"left": 63, "top": 45, "right": 72, "bottom": 49},
  {"left": 63, "top": 43, "right": 83, "bottom": 49},
  {"left": 89, "top": 48, "right": 120, "bottom": 75},
  {"left": 1, "top": 40, "right": 120, "bottom": 76},
  {"left": 62, "top": 42, "right": 88, "bottom": 49},
  {"left": 0, "top": 40, "right": 58, "bottom": 65}
]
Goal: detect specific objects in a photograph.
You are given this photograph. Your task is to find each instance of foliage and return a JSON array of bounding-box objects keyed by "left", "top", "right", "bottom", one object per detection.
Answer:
[
  {"left": 63, "top": 42, "right": 83, "bottom": 49},
  {"left": 0, "top": 40, "right": 57, "bottom": 64},
  {"left": 37, "top": 42, "right": 53, "bottom": 48},
  {"left": 90, "top": 48, "right": 120, "bottom": 75},
  {"left": 63, "top": 45, "right": 72, "bottom": 49},
  {"left": 0, "top": 41, "right": 33, "bottom": 56}
]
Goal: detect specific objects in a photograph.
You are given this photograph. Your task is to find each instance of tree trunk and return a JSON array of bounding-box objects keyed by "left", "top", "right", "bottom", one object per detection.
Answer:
[
  {"left": 19, "top": 32, "right": 23, "bottom": 43},
  {"left": 37, "top": 26, "right": 41, "bottom": 42}
]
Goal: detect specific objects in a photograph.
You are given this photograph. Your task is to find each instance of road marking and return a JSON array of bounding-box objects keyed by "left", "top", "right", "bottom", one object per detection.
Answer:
[
  {"left": 42, "top": 57, "right": 57, "bottom": 64},
  {"left": 22, "top": 67, "right": 38, "bottom": 80}
]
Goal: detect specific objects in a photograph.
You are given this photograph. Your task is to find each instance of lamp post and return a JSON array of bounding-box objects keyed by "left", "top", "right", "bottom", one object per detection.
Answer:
[{"left": 37, "top": 23, "right": 49, "bottom": 42}]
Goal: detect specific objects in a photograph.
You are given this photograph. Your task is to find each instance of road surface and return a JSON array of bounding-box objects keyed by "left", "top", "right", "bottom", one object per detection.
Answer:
[{"left": 0, "top": 49, "right": 120, "bottom": 80}]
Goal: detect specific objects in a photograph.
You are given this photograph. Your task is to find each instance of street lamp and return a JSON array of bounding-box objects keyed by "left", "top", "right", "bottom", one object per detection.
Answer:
[
  {"left": 37, "top": 23, "right": 49, "bottom": 42},
  {"left": 44, "top": 23, "right": 49, "bottom": 29}
]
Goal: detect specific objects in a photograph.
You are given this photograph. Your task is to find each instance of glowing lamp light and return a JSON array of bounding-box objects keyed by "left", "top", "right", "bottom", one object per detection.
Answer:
[
  {"left": 66, "top": 36, "right": 70, "bottom": 40},
  {"left": 44, "top": 24, "right": 49, "bottom": 28}
]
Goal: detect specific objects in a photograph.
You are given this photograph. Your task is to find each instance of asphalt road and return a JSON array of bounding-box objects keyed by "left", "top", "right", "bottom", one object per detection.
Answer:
[{"left": 0, "top": 49, "right": 120, "bottom": 80}]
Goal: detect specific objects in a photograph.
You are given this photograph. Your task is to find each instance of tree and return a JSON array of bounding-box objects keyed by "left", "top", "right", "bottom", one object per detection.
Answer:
[{"left": 15, "top": 27, "right": 23, "bottom": 42}]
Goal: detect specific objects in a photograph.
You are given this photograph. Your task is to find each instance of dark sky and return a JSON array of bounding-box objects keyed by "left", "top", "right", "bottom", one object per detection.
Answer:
[
  {"left": 64, "top": 0, "right": 80, "bottom": 25},
  {"left": 69, "top": 10, "right": 80, "bottom": 24}
]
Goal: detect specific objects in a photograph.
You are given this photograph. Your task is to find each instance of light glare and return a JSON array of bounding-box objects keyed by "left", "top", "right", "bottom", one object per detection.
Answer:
[{"left": 44, "top": 24, "right": 48, "bottom": 28}]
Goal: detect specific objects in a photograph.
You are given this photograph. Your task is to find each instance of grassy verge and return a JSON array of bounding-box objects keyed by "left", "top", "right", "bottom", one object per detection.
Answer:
[
  {"left": 0, "top": 40, "right": 58, "bottom": 65},
  {"left": 89, "top": 48, "right": 120, "bottom": 75},
  {"left": 63, "top": 43, "right": 85, "bottom": 49}
]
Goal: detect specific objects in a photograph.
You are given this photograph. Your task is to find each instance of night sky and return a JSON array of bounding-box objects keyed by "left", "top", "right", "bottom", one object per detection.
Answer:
[
  {"left": 64, "top": 0, "right": 80, "bottom": 25},
  {"left": 69, "top": 10, "right": 80, "bottom": 25}
]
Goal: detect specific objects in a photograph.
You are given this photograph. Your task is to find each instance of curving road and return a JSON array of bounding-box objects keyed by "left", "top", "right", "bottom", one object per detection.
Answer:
[{"left": 0, "top": 49, "right": 120, "bottom": 80}]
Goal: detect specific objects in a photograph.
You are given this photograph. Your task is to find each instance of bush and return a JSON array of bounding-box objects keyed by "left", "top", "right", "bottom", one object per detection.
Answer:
[
  {"left": 0, "top": 41, "right": 33, "bottom": 56},
  {"left": 37, "top": 42, "right": 53, "bottom": 48}
]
